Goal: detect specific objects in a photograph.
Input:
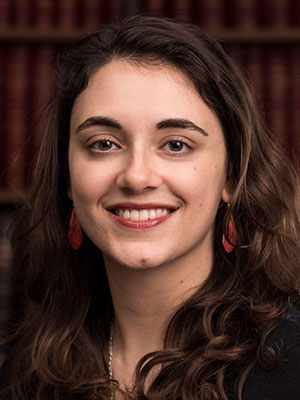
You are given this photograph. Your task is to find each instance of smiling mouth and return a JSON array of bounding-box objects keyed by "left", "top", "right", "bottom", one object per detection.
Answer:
[{"left": 108, "top": 208, "right": 175, "bottom": 221}]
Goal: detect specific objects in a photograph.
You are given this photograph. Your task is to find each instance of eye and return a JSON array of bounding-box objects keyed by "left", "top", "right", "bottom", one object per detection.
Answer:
[
  {"left": 89, "top": 139, "right": 119, "bottom": 152},
  {"left": 163, "top": 140, "right": 191, "bottom": 153}
]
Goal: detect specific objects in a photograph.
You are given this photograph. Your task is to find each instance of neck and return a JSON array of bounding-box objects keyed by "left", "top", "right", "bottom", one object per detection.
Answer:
[{"left": 104, "top": 251, "right": 212, "bottom": 388}]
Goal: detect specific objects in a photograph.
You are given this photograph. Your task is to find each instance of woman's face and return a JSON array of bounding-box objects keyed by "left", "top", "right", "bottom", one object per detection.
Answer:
[{"left": 68, "top": 59, "right": 231, "bottom": 270}]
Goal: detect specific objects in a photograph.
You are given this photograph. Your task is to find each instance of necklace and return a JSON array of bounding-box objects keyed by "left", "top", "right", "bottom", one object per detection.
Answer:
[{"left": 108, "top": 319, "right": 114, "bottom": 400}]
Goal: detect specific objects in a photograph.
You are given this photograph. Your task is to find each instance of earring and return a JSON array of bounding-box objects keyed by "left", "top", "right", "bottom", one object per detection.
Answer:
[
  {"left": 68, "top": 208, "right": 83, "bottom": 250},
  {"left": 222, "top": 210, "right": 237, "bottom": 254}
]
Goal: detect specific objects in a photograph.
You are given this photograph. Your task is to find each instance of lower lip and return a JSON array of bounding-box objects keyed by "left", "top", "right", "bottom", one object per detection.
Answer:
[{"left": 108, "top": 211, "right": 175, "bottom": 229}]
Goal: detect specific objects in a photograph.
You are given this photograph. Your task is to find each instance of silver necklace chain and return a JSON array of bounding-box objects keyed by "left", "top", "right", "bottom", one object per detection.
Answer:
[{"left": 108, "top": 318, "right": 114, "bottom": 400}]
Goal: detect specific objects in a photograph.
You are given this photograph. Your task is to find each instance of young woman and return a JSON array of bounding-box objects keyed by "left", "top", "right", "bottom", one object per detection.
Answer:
[{"left": 1, "top": 15, "right": 300, "bottom": 400}]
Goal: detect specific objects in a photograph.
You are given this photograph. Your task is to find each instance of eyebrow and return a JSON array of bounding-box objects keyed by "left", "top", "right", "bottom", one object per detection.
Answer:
[
  {"left": 156, "top": 118, "right": 208, "bottom": 136},
  {"left": 75, "top": 116, "right": 208, "bottom": 137},
  {"left": 75, "top": 116, "right": 122, "bottom": 133}
]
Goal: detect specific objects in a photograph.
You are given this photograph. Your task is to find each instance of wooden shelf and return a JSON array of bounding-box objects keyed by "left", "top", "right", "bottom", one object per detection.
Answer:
[
  {"left": 1, "top": 28, "right": 300, "bottom": 44},
  {"left": 1, "top": 25, "right": 299, "bottom": 206},
  {"left": 213, "top": 28, "right": 300, "bottom": 44},
  {"left": 0, "top": 190, "right": 24, "bottom": 206},
  {"left": 0, "top": 28, "right": 90, "bottom": 44}
]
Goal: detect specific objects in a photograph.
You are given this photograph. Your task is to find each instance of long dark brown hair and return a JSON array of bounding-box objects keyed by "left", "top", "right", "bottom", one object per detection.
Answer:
[{"left": 2, "top": 15, "right": 300, "bottom": 400}]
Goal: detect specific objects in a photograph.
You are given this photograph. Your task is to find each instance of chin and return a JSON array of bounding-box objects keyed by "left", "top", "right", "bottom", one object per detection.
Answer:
[
  {"left": 97, "top": 239, "right": 167, "bottom": 270},
  {"left": 105, "top": 247, "right": 167, "bottom": 270},
  {"left": 118, "top": 255, "right": 163, "bottom": 270}
]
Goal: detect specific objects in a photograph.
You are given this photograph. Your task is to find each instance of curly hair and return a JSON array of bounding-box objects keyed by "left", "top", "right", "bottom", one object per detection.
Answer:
[{"left": 2, "top": 15, "right": 300, "bottom": 400}]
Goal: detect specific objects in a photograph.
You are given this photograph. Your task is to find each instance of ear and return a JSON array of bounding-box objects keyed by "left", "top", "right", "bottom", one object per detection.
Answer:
[
  {"left": 221, "top": 176, "right": 233, "bottom": 204},
  {"left": 68, "top": 186, "right": 73, "bottom": 200}
]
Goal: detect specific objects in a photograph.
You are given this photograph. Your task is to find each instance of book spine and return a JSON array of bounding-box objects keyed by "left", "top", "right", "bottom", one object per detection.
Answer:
[
  {"left": 245, "top": 46, "right": 264, "bottom": 103},
  {"left": 80, "top": 0, "right": 102, "bottom": 29},
  {"left": 142, "top": 0, "right": 164, "bottom": 15},
  {"left": 200, "top": 0, "right": 225, "bottom": 29},
  {"left": 3, "top": 45, "right": 30, "bottom": 191},
  {"left": 289, "top": 48, "right": 300, "bottom": 168},
  {"left": 26, "top": 45, "right": 55, "bottom": 178},
  {"left": 289, "top": 0, "right": 300, "bottom": 26},
  {"left": 11, "top": 0, "right": 33, "bottom": 28},
  {"left": 227, "top": 0, "right": 257, "bottom": 29},
  {"left": 101, "top": 0, "right": 122, "bottom": 24},
  {"left": 0, "top": 0, "right": 10, "bottom": 29},
  {"left": 34, "top": 0, "right": 54, "bottom": 29},
  {"left": 189, "top": 0, "right": 201, "bottom": 24},
  {"left": 264, "top": 47, "right": 289, "bottom": 151},
  {"left": 54, "top": 0, "right": 77, "bottom": 29},
  {"left": 256, "top": 0, "right": 290, "bottom": 28},
  {"left": 121, "top": 0, "right": 140, "bottom": 17},
  {"left": 173, "top": 0, "right": 190, "bottom": 20},
  {"left": 160, "top": 0, "right": 175, "bottom": 18},
  {"left": 269, "top": 0, "right": 290, "bottom": 28}
]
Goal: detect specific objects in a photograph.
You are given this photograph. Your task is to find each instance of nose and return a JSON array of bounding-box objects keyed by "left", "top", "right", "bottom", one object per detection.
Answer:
[{"left": 116, "top": 149, "right": 162, "bottom": 193}]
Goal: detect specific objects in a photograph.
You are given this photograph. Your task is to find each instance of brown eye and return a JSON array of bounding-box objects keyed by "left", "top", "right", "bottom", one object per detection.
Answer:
[
  {"left": 164, "top": 140, "right": 192, "bottom": 154},
  {"left": 89, "top": 139, "right": 119, "bottom": 152},
  {"left": 168, "top": 141, "right": 184, "bottom": 151},
  {"left": 98, "top": 140, "right": 113, "bottom": 150}
]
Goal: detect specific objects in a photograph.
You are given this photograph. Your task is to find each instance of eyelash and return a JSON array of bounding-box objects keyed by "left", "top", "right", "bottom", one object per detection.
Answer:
[
  {"left": 88, "top": 138, "right": 193, "bottom": 154},
  {"left": 162, "top": 140, "right": 192, "bottom": 154},
  {"left": 88, "top": 139, "right": 120, "bottom": 152}
]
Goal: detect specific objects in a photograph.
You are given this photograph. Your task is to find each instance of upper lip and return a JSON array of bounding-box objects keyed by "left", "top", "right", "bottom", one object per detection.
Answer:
[{"left": 106, "top": 202, "right": 179, "bottom": 210}]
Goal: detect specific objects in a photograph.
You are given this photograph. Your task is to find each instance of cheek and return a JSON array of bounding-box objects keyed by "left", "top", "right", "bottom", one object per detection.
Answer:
[
  {"left": 167, "top": 160, "right": 226, "bottom": 207},
  {"left": 69, "top": 156, "right": 117, "bottom": 203}
]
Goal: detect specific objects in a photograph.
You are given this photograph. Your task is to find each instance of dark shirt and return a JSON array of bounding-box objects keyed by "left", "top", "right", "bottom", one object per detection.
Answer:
[
  {"left": 1, "top": 307, "right": 300, "bottom": 399},
  {"left": 241, "top": 306, "right": 300, "bottom": 400}
]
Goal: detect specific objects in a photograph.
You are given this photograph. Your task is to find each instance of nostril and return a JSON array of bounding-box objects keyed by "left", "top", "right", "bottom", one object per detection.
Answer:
[{"left": 115, "top": 163, "right": 163, "bottom": 193}]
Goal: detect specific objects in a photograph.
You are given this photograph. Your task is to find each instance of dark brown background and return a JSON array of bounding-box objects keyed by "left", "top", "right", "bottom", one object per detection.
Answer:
[{"left": 0, "top": 0, "right": 299, "bottom": 361}]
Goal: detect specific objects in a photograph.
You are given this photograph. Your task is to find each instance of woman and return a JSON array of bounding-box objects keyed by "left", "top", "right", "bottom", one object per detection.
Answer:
[{"left": 1, "top": 15, "right": 300, "bottom": 400}]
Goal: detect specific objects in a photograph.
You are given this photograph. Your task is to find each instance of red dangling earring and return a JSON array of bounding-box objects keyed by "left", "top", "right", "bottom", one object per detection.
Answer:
[
  {"left": 68, "top": 208, "right": 83, "bottom": 250},
  {"left": 222, "top": 213, "right": 237, "bottom": 254}
]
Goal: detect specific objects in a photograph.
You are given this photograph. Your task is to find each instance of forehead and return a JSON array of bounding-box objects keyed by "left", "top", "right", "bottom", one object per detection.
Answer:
[
  {"left": 74, "top": 59, "right": 197, "bottom": 105},
  {"left": 70, "top": 59, "right": 222, "bottom": 137}
]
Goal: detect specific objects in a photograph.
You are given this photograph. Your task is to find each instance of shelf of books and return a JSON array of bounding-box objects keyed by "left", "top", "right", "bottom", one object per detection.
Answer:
[
  {"left": 1, "top": 27, "right": 300, "bottom": 43},
  {"left": 1, "top": 0, "right": 300, "bottom": 204},
  {"left": 0, "top": 0, "right": 300, "bottom": 360}
]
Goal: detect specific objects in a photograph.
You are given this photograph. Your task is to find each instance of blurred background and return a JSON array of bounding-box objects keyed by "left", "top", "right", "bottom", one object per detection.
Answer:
[{"left": 0, "top": 0, "right": 299, "bottom": 361}]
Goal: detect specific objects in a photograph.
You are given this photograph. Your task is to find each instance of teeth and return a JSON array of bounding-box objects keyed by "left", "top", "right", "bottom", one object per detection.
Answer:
[
  {"left": 123, "top": 209, "right": 130, "bottom": 219},
  {"left": 139, "top": 210, "right": 149, "bottom": 221},
  {"left": 149, "top": 209, "right": 156, "bottom": 219},
  {"left": 114, "top": 208, "right": 172, "bottom": 220},
  {"left": 131, "top": 210, "right": 139, "bottom": 221}
]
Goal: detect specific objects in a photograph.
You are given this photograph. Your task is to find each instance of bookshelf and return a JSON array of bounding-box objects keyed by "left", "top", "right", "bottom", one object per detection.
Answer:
[
  {"left": 1, "top": 0, "right": 299, "bottom": 375},
  {"left": 1, "top": 28, "right": 300, "bottom": 44},
  {"left": 0, "top": 190, "right": 24, "bottom": 206},
  {"left": 1, "top": 1, "right": 300, "bottom": 204}
]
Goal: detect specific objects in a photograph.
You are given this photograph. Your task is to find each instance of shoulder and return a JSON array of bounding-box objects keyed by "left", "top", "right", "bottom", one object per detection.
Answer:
[{"left": 243, "top": 307, "right": 300, "bottom": 400}]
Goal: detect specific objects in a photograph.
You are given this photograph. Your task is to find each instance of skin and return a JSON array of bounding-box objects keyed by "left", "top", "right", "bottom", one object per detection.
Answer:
[{"left": 68, "top": 59, "right": 232, "bottom": 389}]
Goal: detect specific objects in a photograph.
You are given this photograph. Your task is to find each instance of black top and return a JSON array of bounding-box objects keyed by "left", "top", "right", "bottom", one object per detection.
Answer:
[
  {"left": 1, "top": 307, "right": 300, "bottom": 399},
  {"left": 240, "top": 306, "right": 300, "bottom": 400}
]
